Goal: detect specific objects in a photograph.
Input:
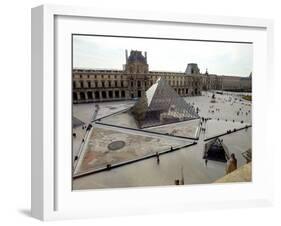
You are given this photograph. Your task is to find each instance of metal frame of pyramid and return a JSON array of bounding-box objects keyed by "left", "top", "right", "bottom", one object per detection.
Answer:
[{"left": 131, "top": 78, "right": 199, "bottom": 128}]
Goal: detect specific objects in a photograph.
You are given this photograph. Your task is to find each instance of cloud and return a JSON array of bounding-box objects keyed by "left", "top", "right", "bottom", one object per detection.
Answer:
[{"left": 73, "top": 35, "right": 252, "bottom": 77}]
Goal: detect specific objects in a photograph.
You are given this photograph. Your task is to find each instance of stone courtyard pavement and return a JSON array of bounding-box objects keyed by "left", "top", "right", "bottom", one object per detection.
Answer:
[
  {"left": 146, "top": 119, "right": 200, "bottom": 139},
  {"left": 72, "top": 91, "right": 252, "bottom": 189},
  {"left": 74, "top": 125, "right": 191, "bottom": 176}
]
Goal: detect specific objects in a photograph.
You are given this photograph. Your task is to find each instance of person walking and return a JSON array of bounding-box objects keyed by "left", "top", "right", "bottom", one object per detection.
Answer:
[
  {"left": 204, "top": 152, "right": 208, "bottom": 167},
  {"left": 156, "top": 152, "right": 160, "bottom": 164},
  {"left": 205, "top": 158, "right": 208, "bottom": 167}
]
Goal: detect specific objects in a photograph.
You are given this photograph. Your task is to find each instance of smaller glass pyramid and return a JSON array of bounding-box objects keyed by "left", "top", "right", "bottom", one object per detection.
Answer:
[
  {"left": 204, "top": 138, "right": 230, "bottom": 162},
  {"left": 131, "top": 78, "right": 199, "bottom": 128}
]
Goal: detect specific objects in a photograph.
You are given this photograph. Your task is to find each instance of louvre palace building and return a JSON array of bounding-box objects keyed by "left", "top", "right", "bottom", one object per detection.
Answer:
[{"left": 72, "top": 50, "right": 252, "bottom": 103}]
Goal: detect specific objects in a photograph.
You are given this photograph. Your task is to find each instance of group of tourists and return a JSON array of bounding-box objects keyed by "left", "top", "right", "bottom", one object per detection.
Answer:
[{"left": 237, "top": 107, "right": 251, "bottom": 117}]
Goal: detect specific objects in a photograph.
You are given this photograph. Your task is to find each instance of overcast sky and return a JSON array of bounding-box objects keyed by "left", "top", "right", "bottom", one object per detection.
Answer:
[{"left": 73, "top": 35, "right": 253, "bottom": 77}]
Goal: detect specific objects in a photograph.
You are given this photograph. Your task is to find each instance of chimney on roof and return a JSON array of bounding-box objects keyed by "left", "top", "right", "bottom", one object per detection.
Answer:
[
  {"left": 125, "top": 49, "right": 128, "bottom": 63},
  {"left": 145, "top": 51, "right": 147, "bottom": 62}
]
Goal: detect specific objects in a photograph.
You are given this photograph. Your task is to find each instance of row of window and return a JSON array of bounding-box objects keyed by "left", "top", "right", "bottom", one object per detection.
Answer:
[
  {"left": 73, "top": 80, "right": 128, "bottom": 89},
  {"left": 73, "top": 87, "right": 199, "bottom": 102},
  {"left": 73, "top": 72, "right": 201, "bottom": 82},
  {"left": 73, "top": 80, "right": 152, "bottom": 89},
  {"left": 74, "top": 74, "right": 123, "bottom": 80},
  {"left": 128, "top": 66, "right": 148, "bottom": 74},
  {"left": 73, "top": 90, "right": 127, "bottom": 101},
  {"left": 73, "top": 80, "right": 200, "bottom": 89}
]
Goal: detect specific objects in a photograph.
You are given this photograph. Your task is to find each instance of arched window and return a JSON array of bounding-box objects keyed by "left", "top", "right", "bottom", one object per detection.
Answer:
[
  {"left": 101, "top": 91, "right": 106, "bottom": 99},
  {"left": 108, "top": 91, "right": 113, "bottom": 98},
  {"left": 87, "top": 91, "right": 93, "bottom": 99},
  {"left": 73, "top": 92, "right": 78, "bottom": 100},
  {"left": 115, "top": 90, "right": 120, "bottom": 98},
  {"left": 94, "top": 91, "right": 100, "bottom": 99},
  {"left": 80, "top": 92, "right": 86, "bottom": 100}
]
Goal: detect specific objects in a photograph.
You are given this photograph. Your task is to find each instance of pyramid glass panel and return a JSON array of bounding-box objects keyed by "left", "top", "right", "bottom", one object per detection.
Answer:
[{"left": 131, "top": 78, "right": 199, "bottom": 128}]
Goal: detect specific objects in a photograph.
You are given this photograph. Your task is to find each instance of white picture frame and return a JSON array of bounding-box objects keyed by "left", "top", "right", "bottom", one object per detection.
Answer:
[{"left": 31, "top": 4, "right": 274, "bottom": 221}]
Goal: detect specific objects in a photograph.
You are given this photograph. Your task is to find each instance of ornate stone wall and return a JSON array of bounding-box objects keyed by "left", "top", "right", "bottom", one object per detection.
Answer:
[
  {"left": 72, "top": 50, "right": 251, "bottom": 104},
  {"left": 72, "top": 69, "right": 202, "bottom": 103}
]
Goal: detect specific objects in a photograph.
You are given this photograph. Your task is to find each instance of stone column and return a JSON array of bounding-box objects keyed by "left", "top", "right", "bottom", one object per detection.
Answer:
[
  {"left": 99, "top": 91, "right": 102, "bottom": 101},
  {"left": 113, "top": 89, "right": 116, "bottom": 99}
]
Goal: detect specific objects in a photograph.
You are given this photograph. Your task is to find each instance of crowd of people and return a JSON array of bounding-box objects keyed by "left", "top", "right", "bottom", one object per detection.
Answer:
[{"left": 197, "top": 92, "right": 250, "bottom": 175}]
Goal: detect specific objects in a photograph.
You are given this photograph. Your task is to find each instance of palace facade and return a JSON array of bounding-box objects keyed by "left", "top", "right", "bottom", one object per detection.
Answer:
[{"left": 72, "top": 50, "right": 251, "bottom": 103}]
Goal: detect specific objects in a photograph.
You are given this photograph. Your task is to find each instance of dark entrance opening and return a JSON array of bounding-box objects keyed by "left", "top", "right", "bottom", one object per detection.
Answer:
[
  {"left": 94, "top": 91, "right": 100, "bottom": 99},
  {"left": 102, "top": 91, "right": 107, "bottom": 99},
  {"left": 80, "top": 92, "right": 86, "bottom": 100},
  {"left": 121, "top": 90, "right": 125, "bottom": 98},
  {"left": 138, "top": 90, "right": 141, "bottom": 98},
  {"left": 115, "top": 90, "right": 120, "bottom": 98},
  {"left": 203, "top": 138, "right": 229, "bottom": 162},
  {"left": 73, "top": 92, "right": 78, "bottom": 101},
  {"left": 87, "top": 91, "right": 93, "bottom": 100},
  {"left": 108, "top": 90, "right": 113, "bottom": 98}
]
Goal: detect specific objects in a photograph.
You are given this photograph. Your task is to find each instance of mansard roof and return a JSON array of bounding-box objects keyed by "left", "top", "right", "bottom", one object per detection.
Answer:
[{"left": 128, "top": 50, "right": 147, "bottom": 64}]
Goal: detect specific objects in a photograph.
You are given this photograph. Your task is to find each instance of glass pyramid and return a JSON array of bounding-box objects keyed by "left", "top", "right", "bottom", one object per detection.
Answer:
[{"left": 131, "top": 78, "right": 199, "bottom": 128}]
